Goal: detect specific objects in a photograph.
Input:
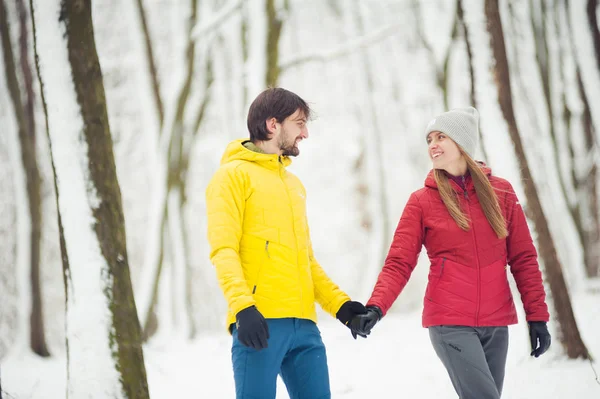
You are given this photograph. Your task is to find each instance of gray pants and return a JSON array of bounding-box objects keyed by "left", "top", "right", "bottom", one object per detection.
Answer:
[{"left": 429, "top": 326, "right": 509, "bottom": 399}]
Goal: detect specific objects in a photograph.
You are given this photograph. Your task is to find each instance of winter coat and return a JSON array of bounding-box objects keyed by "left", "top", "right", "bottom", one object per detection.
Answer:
[
  {"left": 206, "top": 139, "right": 350, "bottom": 329},
  {"left": 367, "top": 166, "right": 550, "bottom": 327}
]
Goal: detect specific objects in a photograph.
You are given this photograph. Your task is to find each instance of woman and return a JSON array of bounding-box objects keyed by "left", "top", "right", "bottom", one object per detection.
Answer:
[{"left": 352, "top": 107, "right": 551, "bottom": 399}]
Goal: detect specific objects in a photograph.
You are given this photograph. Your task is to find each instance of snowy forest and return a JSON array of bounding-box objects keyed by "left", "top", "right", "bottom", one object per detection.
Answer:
[{"left": 1, "top": 0, "right": 599, "bottom": 397}]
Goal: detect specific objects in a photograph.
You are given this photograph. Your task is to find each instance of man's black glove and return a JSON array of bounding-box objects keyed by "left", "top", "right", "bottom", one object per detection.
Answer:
[
  {"left": 235, "top": 306, "right": 269, "bottom": 350},
  {"left": 336, "top": 301, "right": 368, "bottom": 339},
  {"left": 528, "top": 321, "right": 551, "bottom": 357},
  {"left": 350, "top": 306, "right": 383, "bottom": 336}
]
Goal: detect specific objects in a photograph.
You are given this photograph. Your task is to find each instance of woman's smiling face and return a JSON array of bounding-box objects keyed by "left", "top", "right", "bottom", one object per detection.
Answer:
[{"left": 427, "top": 131, "right": 463, "bottom": 172}]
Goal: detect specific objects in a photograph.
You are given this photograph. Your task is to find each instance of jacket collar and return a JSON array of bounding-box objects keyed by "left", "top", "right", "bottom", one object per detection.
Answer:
[
  {"left": 220, "top": 139, "right": 291, "bottom": 171},
  {"left": 424, "top": 163, "right": 492, "bottom": 193}
]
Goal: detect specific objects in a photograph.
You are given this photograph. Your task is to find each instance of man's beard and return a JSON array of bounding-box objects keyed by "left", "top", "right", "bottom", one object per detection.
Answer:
[{"left": 278, "top": 131, "right": 300, "bottom": 157}]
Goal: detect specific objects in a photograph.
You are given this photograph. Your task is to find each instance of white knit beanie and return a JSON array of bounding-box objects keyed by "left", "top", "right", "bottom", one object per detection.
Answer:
[{"left": 425, "top": 107, "right": 479, "bottom": 158}]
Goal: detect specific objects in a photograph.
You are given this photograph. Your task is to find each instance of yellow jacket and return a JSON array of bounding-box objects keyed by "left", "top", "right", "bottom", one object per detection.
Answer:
[{"left": 206, "top": 139, "right": 350, "bottom": 328}]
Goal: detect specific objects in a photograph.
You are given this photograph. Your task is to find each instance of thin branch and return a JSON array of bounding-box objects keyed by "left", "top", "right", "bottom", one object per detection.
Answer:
[
  {"left": 134, "top": 0, "right": 164, "bottom": 126},
  {"left": 278, "top": 22, "right": 403, "bottom": 71},
  {"left": 191, "top": 56, "right": 214, "bottom": 137}
]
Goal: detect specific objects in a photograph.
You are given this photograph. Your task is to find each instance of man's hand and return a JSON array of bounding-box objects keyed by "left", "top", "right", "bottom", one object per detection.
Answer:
[
  {"left": 350, "top": 306, "right": 383, "bottom": 337},
  {"left": 529, "top": 321, "right": 551, "bottom": 357},
  {"left": 336, "top": 301, "right": 368, "bottom": 339},
  {"left": 235, "top": 306, "right": 269, "bottom": 350}
]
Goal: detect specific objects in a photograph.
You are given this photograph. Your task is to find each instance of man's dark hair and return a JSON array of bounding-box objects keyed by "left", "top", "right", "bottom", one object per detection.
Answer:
[{"left": 247, "top": 87, "right": 311, "bottom": 141}]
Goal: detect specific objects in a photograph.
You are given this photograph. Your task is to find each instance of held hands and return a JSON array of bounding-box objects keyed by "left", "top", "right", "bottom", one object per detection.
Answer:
[
  {"left": 235, "top": 305, "right": 270, "bottom": 350},
  {"left": 350, "top": 306, "right": 383, "bottom": 337},
  {"left": 528, "top": 321, "right": 551, "bottom": 357},
  {"left": 336, "top": 301, "right": 368, "bottom": 339}
]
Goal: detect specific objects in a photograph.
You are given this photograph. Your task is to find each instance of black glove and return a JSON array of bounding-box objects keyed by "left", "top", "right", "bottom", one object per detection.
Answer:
[
  {"left": 235, "top": 306, "right": 269, "bottom": 350},
  {"left": 350, "top": 306, "right": 383, "bottom": 336},
  {"left": 336, "top": 301, "right": 368, "bottom": 339},
  {"left": 528, "top": 321, "right": 551, "bottom": 357}
]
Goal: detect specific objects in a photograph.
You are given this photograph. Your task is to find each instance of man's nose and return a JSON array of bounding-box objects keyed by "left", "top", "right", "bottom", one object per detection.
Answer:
[{"left": 300, "top": 128, "right": 308, "bottom": 139}]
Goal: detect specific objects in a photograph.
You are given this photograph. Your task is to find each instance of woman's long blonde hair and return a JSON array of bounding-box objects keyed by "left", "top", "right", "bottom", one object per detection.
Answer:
[{"left": 433, "top": 148, "right": 508, "bottom": 239}]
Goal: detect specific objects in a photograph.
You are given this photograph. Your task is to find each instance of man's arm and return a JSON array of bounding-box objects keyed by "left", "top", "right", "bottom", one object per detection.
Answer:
[
  {"left": 206, "top": 166, "right": 255, "bottom": 316},
  {"left": 308, "top": 232, "right": 351, "bottom": 318}
]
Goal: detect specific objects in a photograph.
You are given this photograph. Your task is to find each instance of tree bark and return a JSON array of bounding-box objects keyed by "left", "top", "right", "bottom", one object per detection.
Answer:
[
  {"left": 587, "top": 0, "right": 600, "bottom": 72},
  {"left": 0, "top": 0, "right": 48, "bottom": 357},
  {"left": 30, "top": 0, "right": 150, "bottom": 395},
  {"left": 485, "top": 0, "right": 590, "bottom": 359},
  {"left": 575, "top": 71, "right": 600, "bottom": 278},
  {"left": 16, "top": 0, "right": 47, "bottom": 358},
  {"left": 265, "top": 0, "right": 282, "bottom": 86},
  {"left": 531, "top": 0, "right": 600, "bottom": 278},
  {"left": 559, "top": 0, "right": 600, "bottom": 278}
]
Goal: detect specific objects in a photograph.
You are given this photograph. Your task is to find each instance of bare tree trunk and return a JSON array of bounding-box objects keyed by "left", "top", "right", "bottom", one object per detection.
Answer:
[
  {"left": 31, "top": 0, "right": 150, "bottom": 395},
  {"left": 529, "top": 0, "right": 600, "bottom": 278},
  {"left": 587, "top": 0, "right": 600, "bottom": 72},
  {"left": 579, "top": 0, "right": 600, "bottom": 278},
  {"left": 485, "top": 0, "right": 591, "bottom": 359},
  {"left": 457, "top": 0, "right": 491, "bottom": 162},
  {"left": 134, "top": 0, "right": 164, "bottom": 126},
  {"left": 141, "top": 0, "right": 199, "bottom": 340},
  {"left": 576, "top": 71, "right": 600, "bottom": 278},
  {"left": 141, "top": 0, "right": 215, "bottom": 340},
  {"left": 352, "top": 0, "right": 391, "bottom": 286},
  {"left": 16, "top": 0, "right": 47, "bottom": 358},
  {"left": 560, "top": 0, "right": 600, "bottom": 278},
  {"left": 240, "top": 7, "right": 249, "bottom": 111},
  {"left": 0, "top": 0, "right": 48, "bottom": 357},
  {"left": 413, "top": 0, "right": 459, "bottom": 110},
  {"left": 246, "top": 0, "right": 267, "bottom": 99},
  {"left": 265, "top": 0, "right": 283, "bottom": 87},
  {"left": 145, "top": 0, "right": 198, "bottom": 337}
]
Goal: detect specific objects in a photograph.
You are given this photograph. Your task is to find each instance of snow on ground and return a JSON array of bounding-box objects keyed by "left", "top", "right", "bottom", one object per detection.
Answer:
[{"left": 3, "top": 292, "right": 599, "bottom": 398}]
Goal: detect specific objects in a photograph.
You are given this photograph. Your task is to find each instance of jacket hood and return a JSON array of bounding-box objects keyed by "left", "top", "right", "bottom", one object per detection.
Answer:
[
  {"left": 220, "top": 139, "right": 292, "bottom": 169},
  {"left": 424, "top": 162, "right": 492, "bottom": 192}
]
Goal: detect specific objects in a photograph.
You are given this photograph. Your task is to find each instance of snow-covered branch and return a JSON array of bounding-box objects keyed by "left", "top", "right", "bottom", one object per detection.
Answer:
[
  {"left": 278, "top": 22, "right": 403, "bottom": 71},
  {"left": 191, "top": 0, "right": 243, "bottom": 40}
]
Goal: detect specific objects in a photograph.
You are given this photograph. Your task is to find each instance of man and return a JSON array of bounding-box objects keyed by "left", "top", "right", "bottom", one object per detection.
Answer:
[{"left": 206, "top": 88, "right": 366, "bottom": 399}]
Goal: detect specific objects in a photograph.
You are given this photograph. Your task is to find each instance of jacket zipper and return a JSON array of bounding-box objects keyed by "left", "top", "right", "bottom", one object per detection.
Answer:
[
  {"left": 252, "top": 241, "right": 270, "bottom": 294},
  {"left": 440, "top": 257, "right": 446, "bottom": 278},
  {"left": 279, "top": 157, "right": 303, "bottom": 316},
  {"left": 464, "top": 188, "right": 481, "bottom": 326}
]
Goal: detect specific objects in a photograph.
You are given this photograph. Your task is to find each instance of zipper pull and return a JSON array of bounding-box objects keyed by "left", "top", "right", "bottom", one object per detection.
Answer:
[{"left": 464, "top": 189, "right": 468, "bottom": 200}]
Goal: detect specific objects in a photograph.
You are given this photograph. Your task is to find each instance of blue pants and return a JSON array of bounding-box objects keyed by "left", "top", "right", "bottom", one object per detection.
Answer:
[{"left": 231, "top": 318, "right": 331, "bottom": 399}]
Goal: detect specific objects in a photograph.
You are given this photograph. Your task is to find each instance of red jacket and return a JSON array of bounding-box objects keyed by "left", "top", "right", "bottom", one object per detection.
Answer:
[{"left": 367, "top": 167, "right": 550, "bottom": 327}]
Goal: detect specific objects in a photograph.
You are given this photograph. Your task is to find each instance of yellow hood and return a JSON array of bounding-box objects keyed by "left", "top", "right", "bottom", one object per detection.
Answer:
[{"left": 220, "top": 139, "right": 292, "bottom": 169}]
